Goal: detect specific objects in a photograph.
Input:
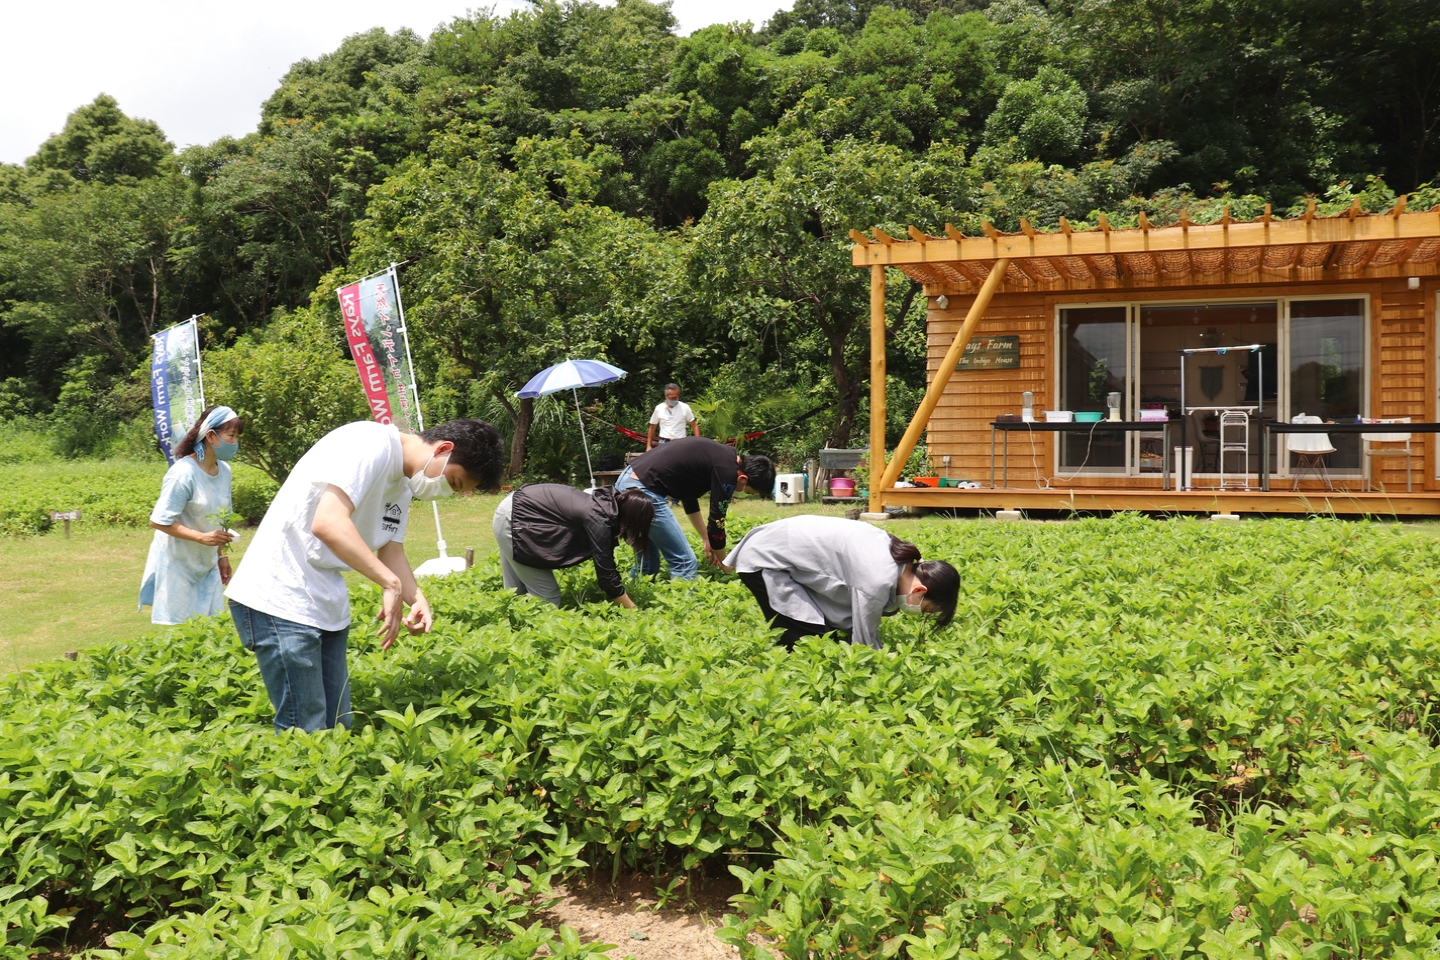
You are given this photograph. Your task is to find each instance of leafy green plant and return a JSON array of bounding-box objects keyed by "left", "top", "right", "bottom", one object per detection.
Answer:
[
  {"left": 205, "top": 507, "right": 240, "bottom": 555},
  {"left": 228, "top": 465, "right": 277, "bottom": 525},
  {"left": 6, "top": 516, "right": 1440, "bottom": 957},
  {"left": 0, "top": 459, "right": 164, "bottom": 535}
]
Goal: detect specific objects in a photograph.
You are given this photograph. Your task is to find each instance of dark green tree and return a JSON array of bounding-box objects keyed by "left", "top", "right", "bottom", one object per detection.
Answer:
[
  {"left": 345, "top": 130, "right": 677, "bottom": 476},
  {"left": 28, "top": 95, "right": 173, "bottom": 184}
]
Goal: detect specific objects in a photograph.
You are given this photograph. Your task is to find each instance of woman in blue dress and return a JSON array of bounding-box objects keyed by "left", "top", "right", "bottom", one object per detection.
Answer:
[{"left": 139, "top": 406, "right": 244, "bottom": 625}]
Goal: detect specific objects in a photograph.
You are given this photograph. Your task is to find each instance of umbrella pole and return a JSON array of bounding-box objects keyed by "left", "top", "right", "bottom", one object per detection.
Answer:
[{"left": 573, "top": 388, "right": 596, "bottom": 488}]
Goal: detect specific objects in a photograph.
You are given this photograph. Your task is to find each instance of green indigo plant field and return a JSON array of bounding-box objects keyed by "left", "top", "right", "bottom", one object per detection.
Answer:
[{"left": 4, "top": 515, "right": 1440, "bottom": 959}]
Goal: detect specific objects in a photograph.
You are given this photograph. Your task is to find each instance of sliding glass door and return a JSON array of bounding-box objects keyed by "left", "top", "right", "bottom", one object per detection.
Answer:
[
  {"left": 1140, "top": 302, "right": 1278, "bottom": 477},
  {"left": 1288, "top": 299, "right": 1365, "bottom": 470},
  {"left": 1055, "top": 297, "right": 1367, "bottom": 480},
  {"left": 1058, "top": 306, "right": 1128, "bottom": 472}
]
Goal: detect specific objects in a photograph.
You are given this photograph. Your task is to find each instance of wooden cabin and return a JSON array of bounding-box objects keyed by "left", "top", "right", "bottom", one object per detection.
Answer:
[{"left": 854, "top": 201, "right": 1440, "bottom": 516}]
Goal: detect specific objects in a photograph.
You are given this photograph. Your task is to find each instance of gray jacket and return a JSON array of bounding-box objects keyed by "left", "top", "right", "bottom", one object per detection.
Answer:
[{"left": 724, "top": 515, "right": 901, "bottom": 649}]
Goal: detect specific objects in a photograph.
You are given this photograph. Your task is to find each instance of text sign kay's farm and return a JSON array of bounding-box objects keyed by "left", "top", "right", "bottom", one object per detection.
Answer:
[{"left": 956, "top": 335, "right": 1021, "bottom": 370}]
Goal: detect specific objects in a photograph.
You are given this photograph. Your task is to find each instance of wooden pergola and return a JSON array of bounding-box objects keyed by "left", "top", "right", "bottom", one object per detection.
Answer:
[{"left": 852, "top": 200, "right": 1440, "bottom": 516}]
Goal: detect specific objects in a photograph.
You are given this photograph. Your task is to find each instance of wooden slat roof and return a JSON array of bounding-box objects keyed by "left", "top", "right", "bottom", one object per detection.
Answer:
[{"left": 852, "top": 202, "right": 1440, "bottom": 290}]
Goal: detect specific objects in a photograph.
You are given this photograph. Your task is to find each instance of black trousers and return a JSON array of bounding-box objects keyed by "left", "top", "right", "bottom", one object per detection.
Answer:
[{"left": 738, "top": 571, "right": 840, "bottom": 651}]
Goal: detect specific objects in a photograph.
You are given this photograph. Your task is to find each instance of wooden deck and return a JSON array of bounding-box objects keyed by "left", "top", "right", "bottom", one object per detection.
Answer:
[{"left": 880, "top": 485, "right": 1440, "bottom": 517}]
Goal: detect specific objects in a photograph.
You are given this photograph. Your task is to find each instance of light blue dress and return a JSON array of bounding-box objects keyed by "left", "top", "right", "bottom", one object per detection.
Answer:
[{"left": 138, "top": 457, "right": 233, "bottom": 625}]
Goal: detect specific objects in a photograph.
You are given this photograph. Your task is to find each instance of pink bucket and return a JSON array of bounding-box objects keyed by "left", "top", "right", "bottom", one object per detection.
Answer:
[{"left": 829, "top": 477, "right": 856, "bottom": 496}]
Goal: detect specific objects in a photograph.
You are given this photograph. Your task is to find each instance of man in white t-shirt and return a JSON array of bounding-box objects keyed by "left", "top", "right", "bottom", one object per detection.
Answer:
[
  {"left": 226, "top": 418, "right": 503, "bottom": 733},
  {"left": 646, "top": 383, "right": 700, "bottom": 450}
]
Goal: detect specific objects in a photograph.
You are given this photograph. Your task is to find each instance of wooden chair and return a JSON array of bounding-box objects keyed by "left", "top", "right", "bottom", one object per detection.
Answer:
[{"left": 1363, "top": 418, "right": 1417, "bottom": 492}]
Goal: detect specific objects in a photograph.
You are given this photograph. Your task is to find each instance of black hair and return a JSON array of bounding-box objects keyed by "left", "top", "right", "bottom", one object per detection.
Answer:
[
  {"left": 419, "top": 419, "right": 505, "bottom": 492},
  {"left": 739, "top": 453, "right": 775, "bottom": 496},
  {"left": 615, "top": 488, "right": 654, "bottom": 553},
  {"left": 888, "top": 534, "right": 959, "bottom": 629},
  {"left": 173, "top": 406, "right": 243, "bottom": 460}
]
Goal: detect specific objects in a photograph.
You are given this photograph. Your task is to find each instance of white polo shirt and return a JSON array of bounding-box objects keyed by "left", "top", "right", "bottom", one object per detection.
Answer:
[{"left": 650, "top": 400, "right": 696, "bottom": 440}]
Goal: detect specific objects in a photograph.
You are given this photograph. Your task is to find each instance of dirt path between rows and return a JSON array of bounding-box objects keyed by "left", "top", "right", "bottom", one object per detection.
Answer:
[{"left": 540, "top": 873, "right": 749, "bottom": 959}]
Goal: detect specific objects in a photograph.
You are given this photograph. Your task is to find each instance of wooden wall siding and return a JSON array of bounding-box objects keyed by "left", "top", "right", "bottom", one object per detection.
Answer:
[
  {"left": 925, "top": 293, "right": 1050, "bottom": 484},
  {"left": 920, "top": 278, "right": 1440, "bottom": 492},
  {"left": 1373, "top": 279, "right": 1432, "bottom": 489}
]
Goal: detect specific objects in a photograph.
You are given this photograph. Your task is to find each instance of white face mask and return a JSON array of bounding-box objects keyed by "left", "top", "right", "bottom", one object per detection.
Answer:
[
  {"left": 895, "top": 589, "right": 927, "bottom": 616},
  {"left": 408, "top": 451, "right": 453, "bottom": 500}
]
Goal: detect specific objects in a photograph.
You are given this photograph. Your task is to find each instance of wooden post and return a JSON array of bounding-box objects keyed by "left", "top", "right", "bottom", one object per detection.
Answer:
[
  {"left": 868, "top": 264, "right": 887, "bottom": 515},
  {"left": 464, "top": 547, "right": 474, "bottom": 569},
  {"left": 877, "top": 258, "right": 1010, "bottom": 495},
  {"left": 50, "top": 510, "right": 80, "bottom": 539}
]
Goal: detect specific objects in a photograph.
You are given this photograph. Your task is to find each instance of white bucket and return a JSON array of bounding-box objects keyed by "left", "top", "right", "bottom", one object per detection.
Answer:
[{"left": 1173, "top": 447, "right": 1194, "bottom": 488}]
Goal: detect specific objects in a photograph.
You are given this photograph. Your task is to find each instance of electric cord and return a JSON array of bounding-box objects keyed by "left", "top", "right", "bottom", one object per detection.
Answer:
[{"left": 1017, "top": 418, "right": 1106, "bottom": 489}]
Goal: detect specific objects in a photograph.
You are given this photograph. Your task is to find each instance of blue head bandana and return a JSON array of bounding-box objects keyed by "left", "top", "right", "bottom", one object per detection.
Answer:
[{"left": 198, "top": 406, "right": 237, "bottom": 457}]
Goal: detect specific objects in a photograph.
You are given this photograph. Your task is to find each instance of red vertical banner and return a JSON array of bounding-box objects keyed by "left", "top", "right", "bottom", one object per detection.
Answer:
[{"left": 338, "top": 282, "right": 393, "bottom": 423}]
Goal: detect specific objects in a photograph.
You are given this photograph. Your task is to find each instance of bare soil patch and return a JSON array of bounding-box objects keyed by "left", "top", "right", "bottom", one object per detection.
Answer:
[{"left": 539, "top": 873, "right": 746, "bottom": 960}]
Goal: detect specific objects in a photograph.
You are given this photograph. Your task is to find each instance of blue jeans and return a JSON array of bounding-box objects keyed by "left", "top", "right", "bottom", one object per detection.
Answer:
[
  {"left": 615, "top": 467, "right": 698, "bottom": 580},
  {"left": 230, "top": 600, "right": 352, "bottom": 733}
]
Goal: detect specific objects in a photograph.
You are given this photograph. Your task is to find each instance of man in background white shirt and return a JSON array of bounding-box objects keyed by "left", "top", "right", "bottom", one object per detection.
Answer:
[{"left": 646, "top": 383, "right": 700, "bottom": 450}]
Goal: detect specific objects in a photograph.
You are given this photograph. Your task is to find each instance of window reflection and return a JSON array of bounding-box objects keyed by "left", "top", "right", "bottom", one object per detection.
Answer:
[{"left": 1290, "top": 299, "right": 1365, "bottom": 469}]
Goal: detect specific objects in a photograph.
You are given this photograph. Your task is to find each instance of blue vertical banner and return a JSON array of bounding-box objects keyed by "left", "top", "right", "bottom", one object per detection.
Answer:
[{"left": 150, "top": 317, "right": 205, "bottom": 464}]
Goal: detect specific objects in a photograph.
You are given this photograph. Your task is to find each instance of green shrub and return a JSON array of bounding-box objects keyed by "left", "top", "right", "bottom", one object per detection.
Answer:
[
  {"left": 0, "top": 460, "right": 163, "bottom": 535},
  {"left": 204, "top": 309, "right": 370, "bottom": 484},
  {"left": 0, "top": 418, "right": 57, "bottom": 465},
  {"left": 229, "top": 464, "right": 278, "bottom": 525}
]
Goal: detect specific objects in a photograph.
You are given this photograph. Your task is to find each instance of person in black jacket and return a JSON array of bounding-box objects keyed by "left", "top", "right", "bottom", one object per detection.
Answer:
[
  {"left": 492, "top": 484, "right": 654, "bottom": 608},
  {"left": 615, "top": 436, "right": 775, "bottom": 579}
]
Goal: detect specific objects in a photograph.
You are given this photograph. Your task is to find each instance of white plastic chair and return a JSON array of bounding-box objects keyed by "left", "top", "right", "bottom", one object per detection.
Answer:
[
  {"left": 1287, "top": 414, "right": 1336, "bottom": 491},
  {"left": 1362, "top": 418, "right": 1416, "bottom": 492}
]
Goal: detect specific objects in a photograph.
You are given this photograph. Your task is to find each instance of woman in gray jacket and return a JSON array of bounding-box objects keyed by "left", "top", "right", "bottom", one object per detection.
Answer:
[{"left": 723, "top": 515, "right": 959, "bottom": 650}]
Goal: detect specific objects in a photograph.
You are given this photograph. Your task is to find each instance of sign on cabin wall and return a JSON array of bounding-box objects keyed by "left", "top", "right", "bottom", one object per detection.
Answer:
[{"left": 956, "top": 335, "right": 1020, "bottom": 370}]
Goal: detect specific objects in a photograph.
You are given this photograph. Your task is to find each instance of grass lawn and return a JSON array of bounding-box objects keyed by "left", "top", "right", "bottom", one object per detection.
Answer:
[
  {"left": 1, "top": 524, "right": 169, "bottom": 671},
  {"left": 2, "top": 487, "right": 854, "bottom": 670}
]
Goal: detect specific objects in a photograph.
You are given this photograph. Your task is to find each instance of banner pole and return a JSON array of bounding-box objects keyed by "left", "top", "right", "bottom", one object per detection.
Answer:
[
  {"left": 390, "top": 265, "right": 425, "bottom": 431},
  {"left": 189, "top": 316, "right": 206, "bottom": 408},
  {"left": 388, "top": 264, "right": 452, "bottom": 563}
]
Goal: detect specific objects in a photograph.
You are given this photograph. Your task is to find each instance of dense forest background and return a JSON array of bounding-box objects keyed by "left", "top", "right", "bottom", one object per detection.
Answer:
[{"left": 2, "top": 0, "right": 1438, "bottom": 479}]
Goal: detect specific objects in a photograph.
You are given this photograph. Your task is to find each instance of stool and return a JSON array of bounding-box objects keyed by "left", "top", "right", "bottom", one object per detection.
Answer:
[{"left": 1218, "top": 409, "right": 1250, "bottom": 490}]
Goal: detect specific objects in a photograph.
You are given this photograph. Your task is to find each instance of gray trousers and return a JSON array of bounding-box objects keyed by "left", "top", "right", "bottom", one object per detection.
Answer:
[{"left": 492, "top": 493, "right": 563, "bottom": 607}]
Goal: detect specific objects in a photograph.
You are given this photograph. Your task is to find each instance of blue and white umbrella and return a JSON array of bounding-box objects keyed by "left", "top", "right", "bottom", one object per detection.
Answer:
[
  {"left": 517, "top": 359, "right": 628, "bottom": 487},
  {"left": 517, "top": 359, "right": 626, "bottom": 398}
]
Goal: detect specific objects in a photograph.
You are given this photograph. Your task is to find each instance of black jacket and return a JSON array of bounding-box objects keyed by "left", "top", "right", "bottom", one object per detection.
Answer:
[
  {"left": 629, "top": 436, "right": 739, "bottom": 549},
  {"left": 510, "top": 484, "right": 626, "bottom": 599}
]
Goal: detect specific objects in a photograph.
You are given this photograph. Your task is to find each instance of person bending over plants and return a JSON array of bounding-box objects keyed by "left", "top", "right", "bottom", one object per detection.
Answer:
[
  {"left": 140, "top": 406, "right": 244, "bottom": 625},
  {"left": 492, "top": 484, "right": 654, "bottom": 608},
  {"left": 225, "top": 418, "right": 503, "bottom": 733},
  {"left": 616, "top": 435, "right": 775, "bottom": 579},
  {"left": 722, "top": 515, "right": 959, "bottom": 650}
]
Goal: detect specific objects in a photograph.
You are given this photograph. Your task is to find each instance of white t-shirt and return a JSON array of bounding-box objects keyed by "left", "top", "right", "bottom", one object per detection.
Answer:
[
  {"left": 226, "top": 421, "right": 410, "bottom": 631},
  {"left": 650, "top": 400, "right": 696, "bottom": 440}
]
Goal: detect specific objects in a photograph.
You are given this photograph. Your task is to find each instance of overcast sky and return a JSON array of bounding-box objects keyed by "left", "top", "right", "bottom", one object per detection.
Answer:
[{"left": 1, "top": 1, "right": 788, "bottom": 166}]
